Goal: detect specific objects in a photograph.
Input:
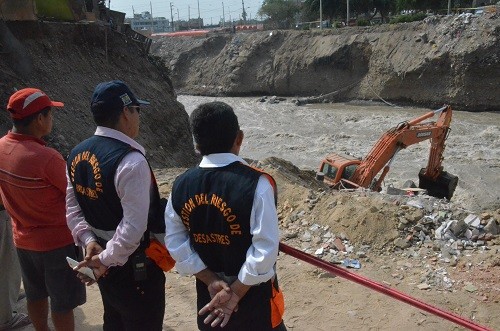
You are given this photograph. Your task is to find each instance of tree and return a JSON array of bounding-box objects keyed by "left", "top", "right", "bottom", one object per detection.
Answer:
[
  {"left": 258, "top": 0, "right": 300, "bottom": 29},
  {"left": 373, "top": 0, "right": 396, "bottom": 20}
]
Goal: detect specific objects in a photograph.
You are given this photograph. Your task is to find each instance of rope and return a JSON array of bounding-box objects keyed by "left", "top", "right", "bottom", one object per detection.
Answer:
[
  {"left": 279, "top": 242, "right": 494, "bottom": 331},
  {"left": 299, "top": 79, "right": 400, "bottom": 108},
  {"left": 367, "top": 84, "right": 400, "bottom": 107}
]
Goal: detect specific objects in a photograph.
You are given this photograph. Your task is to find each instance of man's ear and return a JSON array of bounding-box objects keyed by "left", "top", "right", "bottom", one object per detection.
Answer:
[
  {"left": 36, "top": 112, "right": 45, "bottom": 125},
  {"left": 235, "top": 130, "right": 244, "bottom": 147},
  {"left": 231, "top": 130, "right": 244, "bottom": 155},
  {"left": 122, "top": 106, "right": 132, "bottom": 120}
]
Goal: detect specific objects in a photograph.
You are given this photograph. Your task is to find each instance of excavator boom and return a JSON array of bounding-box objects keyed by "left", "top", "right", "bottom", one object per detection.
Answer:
[{"left": 318, "top": 105, "right": 458, "bottom": 200}]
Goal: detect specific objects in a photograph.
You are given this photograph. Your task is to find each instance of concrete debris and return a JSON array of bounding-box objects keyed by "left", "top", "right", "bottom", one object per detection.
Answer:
[
  {"left": 342, "top": 259, "right": 361, "bottom": 269},
  {"left": 484, "top": 219, "right": 499, "bottom": 235},
  {"left": 333, "top": 238, "right": 346, "bottom": 252},
  {"left": 278, "top": 186, "right": 498, "bottom": 294},
  {"left": 463, "top": 282, "right": 478, "bottom": 293},
  {"left": 417, "top": 283, "right": 431, "bottom": 290},
  {"left": 464, "top": 214, "right": 481, "bottom": 227}
]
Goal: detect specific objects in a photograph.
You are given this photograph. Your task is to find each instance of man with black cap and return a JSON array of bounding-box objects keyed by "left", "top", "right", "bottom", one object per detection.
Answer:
[
  {"left": 0, "top": 88, "right": 86, "bottom": 331},
  {"left": 66, "top": 80, "right": 166, "bottom": 330}
]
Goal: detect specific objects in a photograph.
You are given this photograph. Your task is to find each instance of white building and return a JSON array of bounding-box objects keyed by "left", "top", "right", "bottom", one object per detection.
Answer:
[{"left": 127, "top": 11, "right": 171, "bottom": 33}]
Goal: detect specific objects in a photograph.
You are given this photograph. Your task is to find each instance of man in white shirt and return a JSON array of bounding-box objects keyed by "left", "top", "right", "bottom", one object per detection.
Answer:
[
  {"left": 66, "top": 81, "right": 165, "bottom": 330},
  {"left": 165, "top": 101, "right": 286, "bottom": 331}
]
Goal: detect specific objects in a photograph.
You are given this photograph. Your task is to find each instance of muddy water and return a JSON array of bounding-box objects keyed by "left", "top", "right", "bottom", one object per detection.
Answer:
[{"left": 178, "top": 96, "right": 500, "bottom": 212}]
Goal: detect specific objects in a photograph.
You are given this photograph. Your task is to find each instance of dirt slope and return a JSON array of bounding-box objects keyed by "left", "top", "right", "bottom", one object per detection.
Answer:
[
  {"left": 152, "top": 14, "right": 500, "bottom": 111},
  {"left": 0, "top": 20, "right": 198, "bottom": 167}
]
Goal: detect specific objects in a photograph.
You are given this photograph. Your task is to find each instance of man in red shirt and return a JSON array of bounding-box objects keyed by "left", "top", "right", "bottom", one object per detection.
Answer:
[{"left": 0, "top": 88, "right": 85, "bottom": 331}]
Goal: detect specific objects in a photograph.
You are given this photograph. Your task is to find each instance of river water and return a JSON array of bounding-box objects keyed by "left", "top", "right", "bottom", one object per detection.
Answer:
[{"left": 178, "top": 95, "right": 500, "bottom": 212}]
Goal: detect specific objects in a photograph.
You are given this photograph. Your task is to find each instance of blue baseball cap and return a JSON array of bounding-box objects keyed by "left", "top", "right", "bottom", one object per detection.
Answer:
[{"left": 90, "top": 80, "right": 149, "bottom": 114}]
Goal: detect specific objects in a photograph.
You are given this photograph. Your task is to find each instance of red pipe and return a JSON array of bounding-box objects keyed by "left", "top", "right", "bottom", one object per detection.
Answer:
[{"left": 279, "top": 242, "right": 493, "bottom": 331}]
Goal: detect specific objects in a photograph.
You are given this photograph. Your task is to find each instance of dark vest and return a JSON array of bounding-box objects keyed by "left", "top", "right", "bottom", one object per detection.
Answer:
[
  {"left": 171, "top": 161, "right": 270, "bottom": 276},
  {"left": 67, "top": 135, "right": 164, "bottom": 234}
]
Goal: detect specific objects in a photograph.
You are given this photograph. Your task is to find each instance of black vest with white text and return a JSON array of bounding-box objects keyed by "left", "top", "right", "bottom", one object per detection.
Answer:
[
  {"left": 67, "top": 135, "right": 164, "bottom": 234},
  {"left": 171, "top": 161, "right": 266, "bottom": 276}
]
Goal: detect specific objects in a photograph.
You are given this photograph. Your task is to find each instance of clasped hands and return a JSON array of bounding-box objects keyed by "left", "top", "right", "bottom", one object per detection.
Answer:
[
  {"left": 74, "top": 241, "right": 108, "bottom": 286},
  {"left": 198, "top": 280, "right": 240, "bottom": 328}
]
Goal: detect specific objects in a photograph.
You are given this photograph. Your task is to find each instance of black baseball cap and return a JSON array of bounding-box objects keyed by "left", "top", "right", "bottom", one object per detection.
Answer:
[{"left": 90, "top": 80, "right": 149, "bottom": 114}]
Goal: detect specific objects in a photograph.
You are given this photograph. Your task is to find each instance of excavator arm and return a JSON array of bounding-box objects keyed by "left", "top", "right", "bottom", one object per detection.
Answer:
[{"left": 348, "top": 105, "right": 457, "bottom": 199}]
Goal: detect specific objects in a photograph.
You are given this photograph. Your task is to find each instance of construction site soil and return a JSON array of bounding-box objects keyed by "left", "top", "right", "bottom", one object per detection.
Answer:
[{"left": 1, "top": 17, "right": 498, "bottom": 331}]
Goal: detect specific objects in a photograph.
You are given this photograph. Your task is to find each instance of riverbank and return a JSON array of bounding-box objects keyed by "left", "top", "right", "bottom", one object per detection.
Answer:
[{"left": 152, "top": 14, "right": 500, "bottom": 111}]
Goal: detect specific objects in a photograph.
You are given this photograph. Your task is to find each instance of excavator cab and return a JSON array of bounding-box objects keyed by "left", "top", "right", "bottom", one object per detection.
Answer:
[{"left": 317, "top": 153, "right": 360, "bottom": 188}]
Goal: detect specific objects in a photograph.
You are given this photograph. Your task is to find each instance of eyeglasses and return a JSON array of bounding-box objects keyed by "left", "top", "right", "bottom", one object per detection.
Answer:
[{"left": 128, "top": 106, "right": 141, "bottom": 114}]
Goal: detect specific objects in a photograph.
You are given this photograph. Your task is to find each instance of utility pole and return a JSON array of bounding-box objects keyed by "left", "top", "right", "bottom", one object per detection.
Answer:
[
  {"left": 170, "top": 2, "right": 174, "bottom": 31},
  {"left": 447, "top": 0, "right": 451, "bottom": 15},
  {"left": 222, "top": 1, "right": 225, "bottom": 27},
  {"left": 319, "top": 0, "right": 322, "bottom": 30},
  {"left": 188, "top": 5, "right": 190, "bottom": 29},
  {"left": 150, "top": 1, "right": 154, "bottom": 34},
  {"left": 242, "top": 0, "right": 247, "bottom": 23},
  {"left": 346, "top": 0, "right": 350, "bottom": 27},
  {"left": 198, "top": 0, "right": 201, "bottom": 28}
]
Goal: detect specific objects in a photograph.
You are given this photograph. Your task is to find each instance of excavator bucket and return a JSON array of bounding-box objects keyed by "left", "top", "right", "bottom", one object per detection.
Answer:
[{"left": 418, "top": 168, "right": 458, "bottom": 200}]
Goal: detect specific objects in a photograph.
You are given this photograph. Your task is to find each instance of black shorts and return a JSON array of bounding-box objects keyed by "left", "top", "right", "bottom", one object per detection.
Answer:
[{"left": 17, "top": 244, "right": 86, "bottom": 312}]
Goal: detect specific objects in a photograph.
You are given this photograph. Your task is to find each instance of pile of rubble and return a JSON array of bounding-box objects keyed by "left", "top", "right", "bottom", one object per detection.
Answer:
[{"left": 277, "top": 187, "right": 499, "bottom": 290}]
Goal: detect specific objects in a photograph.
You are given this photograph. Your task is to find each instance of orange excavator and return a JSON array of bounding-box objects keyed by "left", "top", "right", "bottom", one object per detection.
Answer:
[{"left": 317, "top": 105, "right": 458, "bottom": 200}]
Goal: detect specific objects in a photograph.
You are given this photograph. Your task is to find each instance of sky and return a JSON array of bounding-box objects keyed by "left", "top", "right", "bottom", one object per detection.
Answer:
[{"left": 109, "top": 0, "right": 265, "bottom": 25}]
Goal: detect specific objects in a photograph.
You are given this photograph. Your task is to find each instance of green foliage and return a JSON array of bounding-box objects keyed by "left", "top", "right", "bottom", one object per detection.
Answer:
[
  {"left": 35, "top": 0, "right": 74, "bottom": 20},
  {"left": 357, "top": 19, "right": 371, "bottom": 26},
  {"left": 334, "top": 21, "right": 343, "bottom": 28},
  {"left": 262, "top": 0, "right": 476, "bottom": 29},
  {"left": 258, "top": 0, "right": 300, "bottom": 29},
  {"left": 389, "top": 12, "right": 427, "bottom": 24}
]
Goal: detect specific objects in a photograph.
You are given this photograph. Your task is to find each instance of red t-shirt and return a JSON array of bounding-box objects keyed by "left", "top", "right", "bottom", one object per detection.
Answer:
[{"left": 0, "top": 131, "right": 74, "bottom": 251}]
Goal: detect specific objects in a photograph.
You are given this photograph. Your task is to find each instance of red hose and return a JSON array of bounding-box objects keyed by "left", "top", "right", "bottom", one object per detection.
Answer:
[{"left": 279, "top": 242, "right": 494, "bottom": 331}]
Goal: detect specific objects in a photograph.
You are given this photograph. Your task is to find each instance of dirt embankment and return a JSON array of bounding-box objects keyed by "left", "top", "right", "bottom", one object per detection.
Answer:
[
  {"left": 152, "top": 14, "right": 500, "bottom": 111},
  {"left": 0, "top": 21, "right": 198, "bottom": 167}
]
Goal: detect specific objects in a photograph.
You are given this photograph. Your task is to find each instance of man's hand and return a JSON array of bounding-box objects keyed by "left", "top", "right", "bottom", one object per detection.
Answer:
[
  {"left": 74, "top": 241, "right": 107, "bottom": 285},
  {"left": 85, "top": 241, "right": 103, "bottom": 260},
  {"left": 207, "top": 280, "right": 230, "bottom": 299},
  {"left": 199, "top": 289, "right": 240, "bottom": 328}
]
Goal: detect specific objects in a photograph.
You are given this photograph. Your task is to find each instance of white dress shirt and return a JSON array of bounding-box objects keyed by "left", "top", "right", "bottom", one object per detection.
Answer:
[
  {"left": 165, "top": 153, "right": 279, "bottom": 286},
  {"left": 66, "top": 126, "right": 151, "bottom": 267}
]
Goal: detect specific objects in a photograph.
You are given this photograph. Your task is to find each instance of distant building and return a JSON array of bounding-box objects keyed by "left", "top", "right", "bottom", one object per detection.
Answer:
[{"left": 126, "top": 11, "right": 171, "bottom": 33}]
